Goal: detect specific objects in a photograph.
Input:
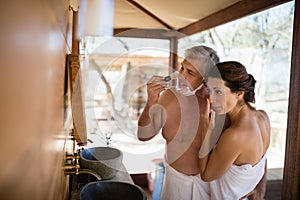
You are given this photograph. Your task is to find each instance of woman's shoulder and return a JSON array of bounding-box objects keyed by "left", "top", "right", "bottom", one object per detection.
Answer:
[
  {"left": 219, "top": 126, "right": 243, "bottom": 144},
  {"left": 256, "top": 109, "right": 268, "bottom": 117},
  {"left": 255, "top": 110, "right": 270, "bottom": 126},
  {"left": 255, "top": 110, "right": 271, "bottom": 138},
  {"left": 220, "top": 119, "right": 255, "bottom": 142}
]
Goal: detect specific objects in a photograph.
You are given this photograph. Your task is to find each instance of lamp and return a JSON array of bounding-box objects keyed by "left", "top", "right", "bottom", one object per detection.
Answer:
[{"left": 78, "top": 0, "right": 114, "bottom": 37}]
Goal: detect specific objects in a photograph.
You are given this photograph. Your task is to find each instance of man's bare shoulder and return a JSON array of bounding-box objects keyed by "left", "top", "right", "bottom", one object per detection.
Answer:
[{"left": 158, "top": 88, "right": 177, "bottom": 104}]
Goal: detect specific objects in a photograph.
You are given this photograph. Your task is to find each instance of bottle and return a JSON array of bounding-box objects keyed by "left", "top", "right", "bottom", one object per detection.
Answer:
[{"left": 164, "top": 71, "right": 178, "bottom": 88}]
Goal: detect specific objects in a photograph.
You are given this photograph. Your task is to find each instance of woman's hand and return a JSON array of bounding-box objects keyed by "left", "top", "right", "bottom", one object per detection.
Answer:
[
  {"left": 198, "top": 99, "right": 216, "bottom": 158},
  {"left": 203, "top": 99, "right": 215, "bottom": 135}
]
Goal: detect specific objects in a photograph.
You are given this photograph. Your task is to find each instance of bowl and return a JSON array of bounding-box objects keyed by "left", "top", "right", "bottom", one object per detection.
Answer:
[
  {"left": 79, "top": 147, "right": 123, "bottom": 180},
  {"left": 80, "top": 181, "right": 147, "bottom": 200}
]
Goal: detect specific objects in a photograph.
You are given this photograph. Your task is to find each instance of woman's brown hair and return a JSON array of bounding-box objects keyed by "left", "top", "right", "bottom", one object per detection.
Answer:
[{"left": 207, "top": 61, "right": 257, "bottom": 108}]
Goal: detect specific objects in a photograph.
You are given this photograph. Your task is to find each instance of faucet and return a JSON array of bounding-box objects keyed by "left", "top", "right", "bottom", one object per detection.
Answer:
[
  {"left": 65, "top": 168, "right": 102, "bottom": 181},
  {"left": 64, "top": 150, "right": 102, "bottom": 181}
]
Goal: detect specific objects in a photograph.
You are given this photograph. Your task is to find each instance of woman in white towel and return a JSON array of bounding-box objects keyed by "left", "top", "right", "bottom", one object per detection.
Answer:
[{"left": 199, "top": 61, "right": 270, "bottom": 199}]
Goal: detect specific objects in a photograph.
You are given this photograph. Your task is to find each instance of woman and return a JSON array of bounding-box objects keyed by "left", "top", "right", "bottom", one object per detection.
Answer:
[{"left": 199, "top": 61, "right": 270, "bottom": 199}]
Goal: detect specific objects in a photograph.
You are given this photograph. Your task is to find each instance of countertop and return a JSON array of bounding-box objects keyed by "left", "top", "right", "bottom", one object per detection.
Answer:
[{"left": 69, "top": 164, "right": 134, "bottom": 200}]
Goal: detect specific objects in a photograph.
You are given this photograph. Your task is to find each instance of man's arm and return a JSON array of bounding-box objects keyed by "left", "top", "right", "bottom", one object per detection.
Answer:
[
  {"left": 137, "top": 76, "right": 166, "bottom": 141},
  {"left": 137, "top": 103, "right": 166, "bottom": 141}
]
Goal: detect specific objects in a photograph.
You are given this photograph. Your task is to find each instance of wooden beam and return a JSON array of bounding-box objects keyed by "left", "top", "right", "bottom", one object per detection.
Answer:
[
  {"left": 124, "top": 0, "right": 173, "bottom": 30},
  {"left": 114, "top": 28, "right": 133, "bottom": 36},
  {"left": 179, "top": 0, "right": 292, "bottom": 36},
  {"left": 114, "top": 28, "right": 183, "bottom": 39},
  {"left": 169, "top": 37, "right": 178, "bottom": 73},
  {"left": 282, "top": 0, "right": 300, "bottom": 199},
  {"left": 116, "top": 0, "right": 292, "bottom": 39},
  {"left": 72, "top": 10, "right": 79, "bottom": 55}
]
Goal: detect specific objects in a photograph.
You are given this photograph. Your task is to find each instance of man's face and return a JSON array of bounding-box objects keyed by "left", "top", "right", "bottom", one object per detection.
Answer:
[{"left": 178, "top": 58, "right": 204, "bottom": 90}]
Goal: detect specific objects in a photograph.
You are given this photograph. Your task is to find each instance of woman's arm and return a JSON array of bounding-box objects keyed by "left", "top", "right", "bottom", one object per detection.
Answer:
[
  {"left": 199, "top": 100, "right": 242, "bottom": 180},
  {"left": 199, "top": 129, "right": 242, "bottom": 181}
]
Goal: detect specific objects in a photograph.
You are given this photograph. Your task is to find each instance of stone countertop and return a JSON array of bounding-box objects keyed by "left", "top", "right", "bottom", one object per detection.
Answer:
[{"left": 69, "top": 164, "right": 133, "bottom": 200}]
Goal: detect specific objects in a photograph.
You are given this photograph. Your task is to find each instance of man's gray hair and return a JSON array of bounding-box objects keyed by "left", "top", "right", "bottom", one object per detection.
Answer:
[{"left": 184, "top": 45, "right": 219, "bottom": 76}]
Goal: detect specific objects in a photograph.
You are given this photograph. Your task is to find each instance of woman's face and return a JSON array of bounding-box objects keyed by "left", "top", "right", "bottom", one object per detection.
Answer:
[
  {"left": 207, "top": 77, "right": 237, "bottom": 115},
  {"left": 178, "top": 59, "right": 204, "bottom": 90}
]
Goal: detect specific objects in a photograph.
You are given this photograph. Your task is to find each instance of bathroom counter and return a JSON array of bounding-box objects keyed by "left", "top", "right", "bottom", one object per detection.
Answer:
[{"left": 69, "top": 164, "right": 133, "bottom": 200}]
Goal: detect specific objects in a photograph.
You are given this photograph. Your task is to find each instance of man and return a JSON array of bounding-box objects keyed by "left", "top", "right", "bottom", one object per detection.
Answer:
[
  {"left": 137, "top": 45, "right": 266, "bottom": 199},
  {"left": 138, "top": 45, "right": 219, "bottom": 199}
]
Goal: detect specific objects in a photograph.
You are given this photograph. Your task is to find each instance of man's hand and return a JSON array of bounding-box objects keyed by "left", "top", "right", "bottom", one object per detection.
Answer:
[{"left": 146, "top": 75, "right": 167, "bottom": 104}]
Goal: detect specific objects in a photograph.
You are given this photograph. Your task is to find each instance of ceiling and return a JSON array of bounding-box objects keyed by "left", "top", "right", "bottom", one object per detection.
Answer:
[
  {"left": 113, "top": 0, "right": 292, "bottom": 38},
  {"left": 114, "top": 0, "right": 240, "bottom": 30}
]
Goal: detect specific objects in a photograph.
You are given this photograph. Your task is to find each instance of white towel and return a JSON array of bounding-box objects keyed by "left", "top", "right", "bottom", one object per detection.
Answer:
[
  {"left": 161, "top": 160, "right": 210, "bottom": 200},
  {"left": 210, "top": 154, "right": 267, "bottom": 200}
]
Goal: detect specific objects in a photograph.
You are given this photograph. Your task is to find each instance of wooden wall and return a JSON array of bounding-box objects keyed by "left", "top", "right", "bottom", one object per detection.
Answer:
[{"left": 0, "top": 0, "right": 72, "bottom": 199}]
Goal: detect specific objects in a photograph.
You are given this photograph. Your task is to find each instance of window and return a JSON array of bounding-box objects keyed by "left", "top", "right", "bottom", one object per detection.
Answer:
[
  {"left": 179, "top": 1, "right": 295, "bottom": 179},
  {"left": 82, "top": 37, "right": 169, "bottom": 173}
]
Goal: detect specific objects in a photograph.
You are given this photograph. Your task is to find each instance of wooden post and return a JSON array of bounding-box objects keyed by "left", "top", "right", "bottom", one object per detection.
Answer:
[
  {"left": 169, "top": 37, "right": 178, "bottom": 73},
  {"left": 282, "top": 0, "right": 300, "bottom": 199}
]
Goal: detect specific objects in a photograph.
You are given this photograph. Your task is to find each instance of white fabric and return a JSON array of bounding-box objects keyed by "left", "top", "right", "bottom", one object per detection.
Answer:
[
  {"left": 210, "top": 154, "right": 267, "bottom": 200},
  {"left": 161, "top": 160, "right": 210, "bottom": 200}
]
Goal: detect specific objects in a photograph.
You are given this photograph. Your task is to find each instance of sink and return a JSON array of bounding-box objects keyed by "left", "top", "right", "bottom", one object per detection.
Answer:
[
  {"left": 80, "top": 181, "right": 147, "bottom": 200},
  {"left": 79, "top": 147, "right": 123, "bottom": 180}
]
